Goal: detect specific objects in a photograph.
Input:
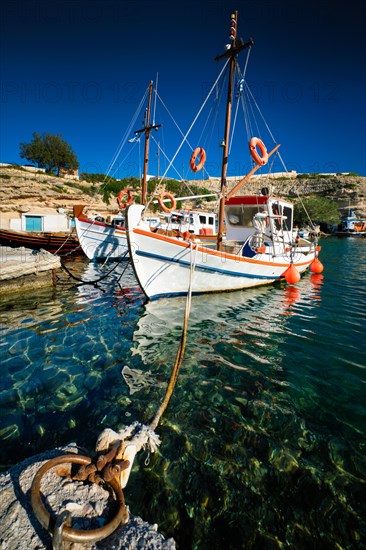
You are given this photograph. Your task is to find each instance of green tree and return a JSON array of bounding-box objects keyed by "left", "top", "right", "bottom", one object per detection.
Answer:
[
  {"left": 293, "top": 196, "right": 340, "bottom": 226},
  {"left": 19, "top": 132, "right": 79, "bottom": 175}
]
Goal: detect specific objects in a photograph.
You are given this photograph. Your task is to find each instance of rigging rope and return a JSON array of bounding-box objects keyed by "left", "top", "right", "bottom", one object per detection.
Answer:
[
  {"left": 104, "top": 87, "right": 150, "bottom": 182},
  {"left": 143, "top": 61, "right": 229, "bottom": 213},
  {"left": 156, "top": 59, "right": 229, "bottom": 187}
]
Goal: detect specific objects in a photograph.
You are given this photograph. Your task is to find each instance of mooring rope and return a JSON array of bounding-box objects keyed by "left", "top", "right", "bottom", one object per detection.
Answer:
[
  {"left": 60, "top": 250, "right": 129, "bottom": 285},
  {"left": 30, "top": 241, "right": 198, "bottom": 546},
  {"left": 149, "top": 241, "right": 197, "bottom": 430}
]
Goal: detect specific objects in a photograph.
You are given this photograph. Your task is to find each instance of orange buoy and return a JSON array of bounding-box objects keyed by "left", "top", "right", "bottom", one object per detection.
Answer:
[
  {"left": 255, "top": 246, "right": 266, "bottom": 254},
  {"left": 283, "top": 263, "right": 301, "bottom": 284},
  {"left": 182, "top": 231, "right": 191, "bottom": 241},
  {"left": 310, "top": 257, "right": 324, "bottom": 273}
]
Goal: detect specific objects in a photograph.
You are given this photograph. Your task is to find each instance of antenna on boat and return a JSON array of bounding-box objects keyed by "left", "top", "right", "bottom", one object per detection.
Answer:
[
  {"left": 134, "top": 81, "right": 162, "bottom": 205},
  {"left": 215, "top": 12, "right": 254, "bottom": 250}
]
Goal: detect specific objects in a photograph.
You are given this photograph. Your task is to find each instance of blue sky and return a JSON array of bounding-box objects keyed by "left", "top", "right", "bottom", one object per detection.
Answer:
[{"left": 1, "top": 0, "right": 365, "bottom": 180}]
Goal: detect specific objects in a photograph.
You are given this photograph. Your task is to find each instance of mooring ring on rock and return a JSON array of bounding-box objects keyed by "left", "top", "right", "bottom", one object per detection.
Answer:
[{"left": 30, "top": 454, "right": 128, "bottom": 543}]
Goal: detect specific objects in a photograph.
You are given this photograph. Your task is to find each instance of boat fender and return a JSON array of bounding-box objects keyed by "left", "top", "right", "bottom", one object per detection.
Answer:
[
  {"left": 158, "top": 192, "right": 177, "bottom": 213},
  {"left": 182, "top": 231, "right": 191, "bottom": 241},
  {"left": 310, "top": 257, "right": 324, "bottom": 273},
  {"left": 283, "top": 263, "right": 301, "bottom": 284},
  {"left": 190, "top": 147, "right": 206, "bottom": 172},
  {"left": 249, "top": 137, "right": 269, "bottom": 166},
  {"left": 117, "top": 189, "right": 133, "bottom": 209}
]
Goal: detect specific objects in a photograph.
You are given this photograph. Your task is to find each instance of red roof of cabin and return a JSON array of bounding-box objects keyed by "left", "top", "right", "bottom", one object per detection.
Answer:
[{"left": 225, "top": 195, "right": 269, "bottom": 205}]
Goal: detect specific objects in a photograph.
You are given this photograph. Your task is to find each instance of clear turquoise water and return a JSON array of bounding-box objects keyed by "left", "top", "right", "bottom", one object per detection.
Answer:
[{"left": 1, "top": 238, "right": 365, "bottom": 549}]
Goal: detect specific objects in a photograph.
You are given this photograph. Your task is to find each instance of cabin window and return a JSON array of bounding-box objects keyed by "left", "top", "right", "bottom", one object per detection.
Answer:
[
  {"left": 282, "top": 206, "right": 293, "bottom": 230},
  {"left": 226, "top": 206, "right": 265, "bottom": 227},
  {"left": 112, "top": 218, "right": 125, "bottom": 227},
  {"left": 199, "top": 215, "right": 214, "bottom": 225},
  {"left": 271, "top": 203, "right": 281, "bottom": 230}
]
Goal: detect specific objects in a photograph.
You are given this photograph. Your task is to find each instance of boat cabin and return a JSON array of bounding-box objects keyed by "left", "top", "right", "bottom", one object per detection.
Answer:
[
  {"left": 224, "top": 195, "right": 294, "bottom": 242},
  {"left": 159, "top": 210, "right": 217, "bottom": 235}
]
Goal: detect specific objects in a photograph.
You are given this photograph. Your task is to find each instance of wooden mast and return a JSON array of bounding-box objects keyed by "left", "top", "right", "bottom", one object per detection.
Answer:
[
  {"left": 215, "top": 12, "right": 253, "bottom": 250},
  {"left": 134, "top": 81, "right": 161, "bottom": 205}
]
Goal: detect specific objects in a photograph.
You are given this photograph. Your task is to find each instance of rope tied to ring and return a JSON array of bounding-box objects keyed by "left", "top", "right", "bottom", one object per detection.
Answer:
[{"left": 30, "top": 240, "right": 198, "bottom": 545}]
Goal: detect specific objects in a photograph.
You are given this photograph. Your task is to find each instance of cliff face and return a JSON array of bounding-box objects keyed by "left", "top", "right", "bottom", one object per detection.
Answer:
[
  {"left": 1, "top": 167, "right": 365, "bottom": 228},
  {"left": 201, "top": 174, "right": 366, "bottom": 215},
  {"left": 0, "top": 167, "right": 119, "bottom": 228}
]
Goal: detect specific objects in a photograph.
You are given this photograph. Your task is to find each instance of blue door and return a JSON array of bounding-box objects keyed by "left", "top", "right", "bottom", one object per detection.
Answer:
[{"left": 25, "top": 216, "right": 43, "bottom": 231}]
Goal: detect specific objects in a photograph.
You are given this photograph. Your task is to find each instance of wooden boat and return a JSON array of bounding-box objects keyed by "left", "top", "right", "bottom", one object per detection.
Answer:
[
  {"left": 0, "top": 228, "right": 81, "bottom": 255},
  {"left": 126, "top": 11, "right": 323, "bottom": 300},
  {"left": 336, "top": 210, "right": 366, "bottom": 237}
]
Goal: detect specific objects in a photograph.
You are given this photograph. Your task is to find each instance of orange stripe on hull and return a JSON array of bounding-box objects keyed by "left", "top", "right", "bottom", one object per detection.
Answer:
[{"left": 133, "top": 228, "right": 312, "bottom": 268}]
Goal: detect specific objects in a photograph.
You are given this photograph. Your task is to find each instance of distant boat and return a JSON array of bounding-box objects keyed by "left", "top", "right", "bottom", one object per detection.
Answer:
[
  {"left": 0, "top": 228, "right": 81, "bottom": 255},
  {"left": 336, "top": 210, "right": 366, "bottom": 237},
  {"left": 73, "top": 80, "right": 160, "bottom": 261},
  {"left": 126, "top": 11, "right": 322, "bottom": 300}
]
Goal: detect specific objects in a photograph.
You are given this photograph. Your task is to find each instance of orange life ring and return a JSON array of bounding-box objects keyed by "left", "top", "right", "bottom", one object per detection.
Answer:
[
  {"left": 190, "top": 147, "right": 206, "bottom": 172},
  {"left": 117, "top": 189, "right": 133, "bottom": 209},
  {"left": 249, "top": 137, "right": 269, "bottom": 166},
  {"left": 158, "top": 192, "right": 177, "bottom": 213}
]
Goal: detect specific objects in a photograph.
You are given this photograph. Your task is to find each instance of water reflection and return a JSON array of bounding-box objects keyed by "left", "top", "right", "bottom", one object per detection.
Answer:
[{"left": 0, "top": 242, "right": 365, "bottom": 548}]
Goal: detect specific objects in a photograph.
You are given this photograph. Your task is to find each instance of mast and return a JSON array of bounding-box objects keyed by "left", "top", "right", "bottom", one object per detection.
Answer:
[
  {"left": 134, "top": 81, "right": 161, "bottom": 205},
  {"left": 215, "top": 12, "right": 254, "bottom": 250}
]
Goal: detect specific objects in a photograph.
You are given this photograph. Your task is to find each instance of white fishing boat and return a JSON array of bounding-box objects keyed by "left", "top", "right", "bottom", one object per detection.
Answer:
[
  {"left": 126, "top": 11, "right": 323, "bottom": 300},
  {"left": 336, "top": 210, "right": 366, "bottom": 237},
  {"left": 73, "top": 206, "right": 128, "bottom": 260}
]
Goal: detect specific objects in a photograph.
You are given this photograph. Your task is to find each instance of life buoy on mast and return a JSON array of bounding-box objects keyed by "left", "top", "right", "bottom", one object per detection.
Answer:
[
  {"left": 158, "top": 192, "right": 177, "bottom": 213},
  {"left": 190, "top": 147, "right": 206, "bottom": 172},
  {"left": 249, "top": 137, "right": 269, "bottom": 166},
  {"left": 117, "top": 189, "right": 133, "bottom": 209}
]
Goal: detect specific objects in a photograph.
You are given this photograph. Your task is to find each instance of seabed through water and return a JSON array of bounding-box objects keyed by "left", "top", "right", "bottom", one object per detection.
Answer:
[{"left": 0, "top": 238, "right": 365, "bottom": 548}]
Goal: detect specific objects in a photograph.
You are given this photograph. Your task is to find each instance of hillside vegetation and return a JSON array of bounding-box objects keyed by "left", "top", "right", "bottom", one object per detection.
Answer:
[{"left": 0, "top": 165, "right": 365, "bottom": 226}]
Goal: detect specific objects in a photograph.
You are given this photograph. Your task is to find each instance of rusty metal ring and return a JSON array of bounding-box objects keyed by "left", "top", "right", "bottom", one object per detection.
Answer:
[{"left": 30, "top": 454, "right": 128, "bottom": 543}]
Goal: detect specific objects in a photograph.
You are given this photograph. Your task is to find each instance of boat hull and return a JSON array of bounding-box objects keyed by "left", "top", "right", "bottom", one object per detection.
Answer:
[
  {"left": 0, "top": 229, "right": 80, "bottom": 255},
  {"left": 74, "top": 218, "right": 128, "bottom": 260},
  {"left": 127, "top": 205, "right": 316, "bottom": 299}
]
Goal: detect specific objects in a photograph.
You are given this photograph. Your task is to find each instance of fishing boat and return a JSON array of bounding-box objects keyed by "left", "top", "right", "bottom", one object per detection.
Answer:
[
  {"left": 73, "top": 205, "right": 128, "bottom": 260},
  {"left": 336, "top": 210, "right": 366, "bottom": 237},
  {"left": 0, "top": 228, "right": 81, "bottom": 255},
  {"left": 126, "top": 11, "right": 323, "bottom": 300}
]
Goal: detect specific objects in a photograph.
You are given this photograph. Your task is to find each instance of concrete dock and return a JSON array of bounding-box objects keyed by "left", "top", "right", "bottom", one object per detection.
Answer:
[{"left": 0, "top": 246, "right": 61, "bottom": 294}]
